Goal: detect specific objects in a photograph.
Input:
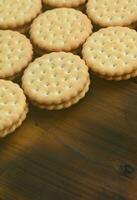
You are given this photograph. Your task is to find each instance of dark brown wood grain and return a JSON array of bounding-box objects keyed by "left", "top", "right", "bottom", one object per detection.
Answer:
[
  {"left": 0, "top": 77, "right": 137, "bottom": 200},
  {"left": 131, "top": 78, "right": 137, "bottom": 84}
]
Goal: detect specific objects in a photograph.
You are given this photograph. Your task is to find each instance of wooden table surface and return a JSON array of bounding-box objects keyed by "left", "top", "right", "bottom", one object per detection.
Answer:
[{"left": 0, "top": 76, "right": 137, "bottom": 200}]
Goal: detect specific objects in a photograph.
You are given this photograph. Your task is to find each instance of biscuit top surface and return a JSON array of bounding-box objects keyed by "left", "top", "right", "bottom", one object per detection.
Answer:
[
  {"left": 0, "top": 0, "right": 42, "bottom": 28},
  {"left": 0, "top": 80, "right": 27, "bottom": 131},
  {"left": 87, "top": 0, "right": 137, "bottom": 27},
  {"left": 30, "top": 8, "right": 92, "bottom": 52},
  {"left": 82, "top": 27, "right": 137, "bottom": 76},
  {"left": 22, "top": 52, "right": 89, "bottom": 105},
  {"left": 0, "top": 30, "right": 33, "bottom": 79},
  {"left": 43, "top": 0, "right": 86, "bottom": 7}
]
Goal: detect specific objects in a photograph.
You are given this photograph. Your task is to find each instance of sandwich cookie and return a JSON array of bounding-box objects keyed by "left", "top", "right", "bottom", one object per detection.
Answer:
[
  {"left": 82, "top": 27, "right": 137, "bottom": 80},
  {"left": 30, "top": 8, "right": 92, "bottom": 53},
  {"left": 22, "top": 52, "right": 90, "bottom": 110},
  {"left": 0, "top": 0, "right": 42, "bottom": 33},
  {"left": 87, "top": 0, "right": 137, "bottom": 28},
  {"left": 0, "top": 80, "right": 28, "bottom": 138},
  {"left": 0, "top": 30, "right": 33, "bottom": 80}
]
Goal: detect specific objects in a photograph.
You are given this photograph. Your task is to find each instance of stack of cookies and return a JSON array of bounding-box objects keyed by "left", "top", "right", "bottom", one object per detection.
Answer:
[{"left": 0, "top": 0, "right": 137, "bottom": 137}]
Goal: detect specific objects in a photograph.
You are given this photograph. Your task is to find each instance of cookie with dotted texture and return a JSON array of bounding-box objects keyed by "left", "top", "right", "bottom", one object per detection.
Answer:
[
  {"left": 87, "top": 0, "right": 137, "bottom": 27},
  {"left": 22, "top": 52, "right": 90, "bottom": 110},
  {"left": 0, "top": 80, "right": 28, "bottom": 138},
  {"left": 43, "top": 0, "right": 86, "bottom": 8},
  {"left": 30, "top": 8, "right": 92, "bottom": 52},
  {"left": 0, "top": 0, "right": 42, "bottom": 30},
  {"left": 82, "top": 27, "right": 137, "bottom": 80},
  {"left": 0, "top": 30, "right": 33, "bottom": 79}
]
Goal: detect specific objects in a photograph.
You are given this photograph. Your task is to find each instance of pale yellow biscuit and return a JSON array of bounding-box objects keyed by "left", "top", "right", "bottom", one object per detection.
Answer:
[
  {"left": 22, "top": 52, "right": 90, "bottom": 109},
  {"left": 43, "top": 0, "right": 86, "bottom": 8},
  {"left": 0, "top": 80, "right": 28, "bottom": 137},
  {"left": 0, "top": 0, "right": 42, "bottom": 29},
  {"left": 32, "top": 80, "right": 90, "bottom": 110},
  {"left": 1, "top": 106, "right": 28, "bottom": 138},
  {"left": 95, "top": 69, "right": 137, "bottom": 81},
  {"left": 0, "top": 30, "right": 33, "bottom": 79},
  {"left": 30, "top": 8, "right": 92, "bottom": 52},
  {"left": 82, "top": 27, "right": 137, "bottom": 79},
  {"left": 87, "top": 0, "right": 137, "bottom": 27}
]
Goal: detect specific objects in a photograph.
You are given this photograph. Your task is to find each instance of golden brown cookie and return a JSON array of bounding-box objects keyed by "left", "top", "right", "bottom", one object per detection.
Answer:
[
  {"left": 82, "top": 27, "right": 137, "bottom": 80},
  {"left": 0, "top": 80, "right": 28, "bottom": 138},
  {"left": 30, "top": 8, "right": 92, "bottom": 52},
  {"left": 0, "top": 30, "right": 33, "bottom": 80},
  {"left": 87, "top": 0, "right": 137, "bottom": 27},
  {"left": 0, "top": 0, "right": 42, "bottom": 30},
  {"left": 22, "top": 52, "right": 90, "bottom": 110}
]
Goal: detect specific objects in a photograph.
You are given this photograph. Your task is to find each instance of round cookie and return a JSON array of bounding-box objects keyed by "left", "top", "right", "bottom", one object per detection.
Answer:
[
  {"left": 87, "top": 0, "right": 137, "bottom": 27},
  {"left": 0, "top": 30, "right": 33, "bottom": 80},
  {"left": 30, "top": 8, "right": 92, "bottom": 52},
  {"left": 0, "top": 80, "right": 28, "bottom": 138},
  {"left": 82, "top": 27, "right": 137, "bottom": 80},
  {"left": 43, "top": 0, "right": 86, "bottom": 8},
  {"left": 95, "top": 69, "right": 137, "bottom": 81},
  {"left": 0, "top": 0, "right": 42, "bottom": 30},
  {"left": 22, "top": 52, "right": 90, "bottom": 110}
]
